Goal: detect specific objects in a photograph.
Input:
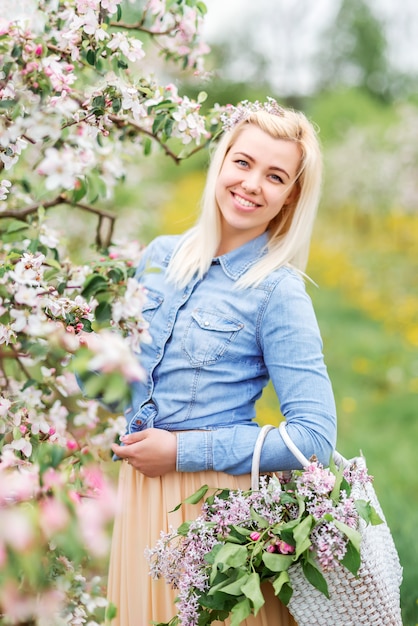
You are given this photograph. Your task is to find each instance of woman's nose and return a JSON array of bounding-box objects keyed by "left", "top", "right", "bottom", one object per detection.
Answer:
[{"left": 241, "top": 177, "right": 261, "bottom": 194}]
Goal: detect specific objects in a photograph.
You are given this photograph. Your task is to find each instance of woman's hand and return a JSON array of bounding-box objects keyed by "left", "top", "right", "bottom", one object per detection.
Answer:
[{"left": 111, "top": 428, "right": 177, "bottom": 477}]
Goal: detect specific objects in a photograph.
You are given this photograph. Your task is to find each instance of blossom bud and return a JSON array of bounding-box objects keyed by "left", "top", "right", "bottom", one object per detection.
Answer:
[
  {"left": 266, "top": 544, "right": 276, "bottom": 553},
  {"left": 35, "top": 44, "right": 43, "bottom": 56},
  {"left": 249, "top": 531, "right": 261, "bottom": 541},
  {"left": 278, "top": 541, "right": 295, "bottom": 554}
]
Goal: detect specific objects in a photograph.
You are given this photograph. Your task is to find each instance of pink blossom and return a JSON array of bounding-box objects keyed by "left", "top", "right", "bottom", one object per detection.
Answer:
[
  {"left": 0, "top": 396, "right": 12, "bottom": 417},
  {"left": 1, "top": 509, "right": 35, "bottom": 550},
  {"left": 39, "top": 497, "right": 70, "bottom": 536},
  {"left": 0, "top": 18, "right": 9, "bottom": 36},
  {"left": 277, "top": 541, "right": 295, "bottom": 554},
  {"left": 10, "top": 437, "right": 33, "bottom": 457},
  {"left": 87, "top": 330, "right": 146, "bottom": 382},
  {"left": 0, "top": 582, "right": 36, "bottom": 624},
  {"left": 249, "top": 531, "right": 261, "bottom": 541},
  {"left": 42, "top": 467, "right": 65, "bottom": 491}
]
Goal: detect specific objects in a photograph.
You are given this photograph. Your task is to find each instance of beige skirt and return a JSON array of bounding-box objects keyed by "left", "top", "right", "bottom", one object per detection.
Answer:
[{"left": 107, "top": 461, "right": 298, "bottom": 626}]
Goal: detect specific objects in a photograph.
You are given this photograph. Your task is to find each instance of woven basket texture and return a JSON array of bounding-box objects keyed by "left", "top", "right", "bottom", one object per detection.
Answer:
[{"left": 286, "top": 456, "right": 403, "bottom": 626}]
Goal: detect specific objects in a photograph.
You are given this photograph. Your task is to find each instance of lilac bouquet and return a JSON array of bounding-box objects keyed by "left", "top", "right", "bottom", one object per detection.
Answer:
[{"left": 147, "top": 459, "right": 382, "bottom": 626}]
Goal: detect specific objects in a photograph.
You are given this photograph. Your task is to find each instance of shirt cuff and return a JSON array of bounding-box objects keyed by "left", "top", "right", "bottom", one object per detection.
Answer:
[{"left": 176, "top": 430, "right": 213, "bottom": 472}]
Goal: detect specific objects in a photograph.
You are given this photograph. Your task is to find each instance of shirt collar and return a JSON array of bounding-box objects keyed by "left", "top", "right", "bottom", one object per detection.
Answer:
[{"left": 215, "top": 232, "right": 269, "bottom": 280}]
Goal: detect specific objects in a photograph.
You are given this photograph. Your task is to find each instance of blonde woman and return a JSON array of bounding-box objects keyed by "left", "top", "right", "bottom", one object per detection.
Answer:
[{"left": 108, "top": 99, "right": 337, "bottom": 625}]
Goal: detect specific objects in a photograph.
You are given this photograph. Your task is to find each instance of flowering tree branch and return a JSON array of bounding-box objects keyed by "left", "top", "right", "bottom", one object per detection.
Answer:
[{"left": 0, "top": 1, "right": 227, "bottom": 623}]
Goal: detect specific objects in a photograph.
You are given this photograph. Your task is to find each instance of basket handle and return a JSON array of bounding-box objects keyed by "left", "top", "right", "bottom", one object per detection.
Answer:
[
  {"left": 251, "top": 422, "right": 350, "bottom": 491},
  {"left": 251, "top": 424, "right": 275, "bottom": 491}
]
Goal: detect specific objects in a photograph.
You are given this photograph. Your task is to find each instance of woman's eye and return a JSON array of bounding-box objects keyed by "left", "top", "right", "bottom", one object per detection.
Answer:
[
  {"left": 269, "top": 173, "right": 284, "bottom": 184},
  {"left": 235, "top": 159, "right": 248, "bottom": 167}
]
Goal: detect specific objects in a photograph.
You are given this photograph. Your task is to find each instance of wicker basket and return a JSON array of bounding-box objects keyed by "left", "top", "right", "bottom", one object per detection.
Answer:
[{"left": 252, "top": 424, "right": 403, "bottom": 626}]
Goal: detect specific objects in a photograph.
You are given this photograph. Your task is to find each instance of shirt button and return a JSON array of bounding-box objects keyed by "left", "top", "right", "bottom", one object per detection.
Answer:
[
  {"left": 136, "top": 419, "right": 142, "bottom": 425},
  {"left": 204, "top": 321, "right": 210, "bottom": 327}
]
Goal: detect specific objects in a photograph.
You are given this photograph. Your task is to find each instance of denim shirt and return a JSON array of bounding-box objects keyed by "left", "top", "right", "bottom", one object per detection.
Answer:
[{"left": 125, "top": 232, "right": 337, "bottom": 475}]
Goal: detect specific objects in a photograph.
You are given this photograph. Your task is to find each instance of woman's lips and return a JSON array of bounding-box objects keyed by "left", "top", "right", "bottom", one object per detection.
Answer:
[{"left": 231, "top": 192, "right": 261, "bottom": 210}]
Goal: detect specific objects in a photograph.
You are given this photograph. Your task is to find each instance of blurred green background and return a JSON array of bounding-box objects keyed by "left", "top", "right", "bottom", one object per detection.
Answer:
[{"left": 56, "top": 1, "right": 418, "bottom": 623}]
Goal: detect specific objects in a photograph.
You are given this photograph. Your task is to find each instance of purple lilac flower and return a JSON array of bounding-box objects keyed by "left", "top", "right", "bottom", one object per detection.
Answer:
[
  {"left": 295, "top": 463, "right": 336, "bottom": 497},
  {"left": 311, "top": 522, "right": 349, "bottom": 570}
]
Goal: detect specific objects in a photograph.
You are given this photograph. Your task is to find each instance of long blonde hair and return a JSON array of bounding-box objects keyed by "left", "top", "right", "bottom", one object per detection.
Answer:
[{"left": 166, "top": 105, "right": 323, "bottom": 288}]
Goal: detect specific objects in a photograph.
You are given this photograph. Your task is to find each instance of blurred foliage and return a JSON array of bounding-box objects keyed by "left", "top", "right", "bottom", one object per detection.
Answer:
[{"left": 316, "top": 0, "right": 391, "bottom": 101}]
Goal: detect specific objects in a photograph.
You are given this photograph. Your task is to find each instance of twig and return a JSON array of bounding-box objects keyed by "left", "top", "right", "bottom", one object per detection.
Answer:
[
  {"left": 109, "top": 21, "right": 177, "bottom": 36},
  {"left": 0, "top": 194, "right": 116, "bottom": 249}
]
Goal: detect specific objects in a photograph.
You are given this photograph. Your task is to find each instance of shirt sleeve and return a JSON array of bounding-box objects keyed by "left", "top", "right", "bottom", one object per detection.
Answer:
[{"left": 176, "top": 270, "right": 337, "bottom": 474}]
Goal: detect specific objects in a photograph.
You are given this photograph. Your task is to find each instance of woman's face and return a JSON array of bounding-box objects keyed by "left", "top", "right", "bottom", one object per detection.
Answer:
[{"left": 215, "top": 124, "right": 301, "bottom": 254}]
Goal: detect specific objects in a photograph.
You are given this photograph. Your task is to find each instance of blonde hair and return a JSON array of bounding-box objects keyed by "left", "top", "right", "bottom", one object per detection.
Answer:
[{"left": 166, "top": 106, "right": 322, "bottom": 288}]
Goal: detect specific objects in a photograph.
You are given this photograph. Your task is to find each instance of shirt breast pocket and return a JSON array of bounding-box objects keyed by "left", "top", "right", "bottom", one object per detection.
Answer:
[
  {"left": 142, "top": 289, "right": 163, "bottom": 323},
  {"left": 182, "top": 309, "right": 244, "bottom": 366}
]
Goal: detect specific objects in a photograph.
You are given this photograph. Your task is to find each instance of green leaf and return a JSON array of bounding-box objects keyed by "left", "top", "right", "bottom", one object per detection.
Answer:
[
  {"left": 196, "top": 2, "right": 208, "bottom": 15},
  {"left": 301, "top": 559, "right": 329, "bottom": 598},
  {"left": 0, "top": 99, "right": 16, "bottom": 109},
  {"left": 163, "top": 117, "right": 174, "bottom": 138},
  {"left": 152, "top": 115, "right": 165, "bottom": 135},
  {"left": 94, "top": 300, "right": 112, "bottom": 324},
  {"left": 170, "top": 483, "right": 209, "bottom": 512},
  {"left": 230, "top": 524, "right": 252, "bottom": 537},
  {"left": 81, "top": 273, "right": 109, "bottom": 298},
  {"left": 44, "top": 257, "right": 62, "bottom": 271},
  {"left": 330, "top": 456, "right": 345, "bottom": 501},
  {"left": 176, "top": 521, "right": 191, "bottom": 535},
  {"left": 107, "top": 267, "right": 125, "bottom": 283},
  {"left": 213, "top": 571, "right": 249, "bottom": 596},
  {"left": 340, "top": 537, "right": 361, "bottom": 576},
  {"left": 11, "top": 44, "right": 22, "bottom": 58},
  {"left": 241, "top": 572, "right": 264, "bottom": 614},
  {"left": 230, "top": 597, "right": 251, "bottom": 626},
  {"left": 143, "top": 137, "right": 152, "bottom": 156},
  {"left": 86, "top": 48, "right": 96, "bottom": 66},
  {"left": 224, "top": 525, "right": 250, "bottom": 544},
  {"left": 37, "top": 443, "right": 66, "bottom": 476},
  {"left": 355, "top": 499, "right": 383, "bottom": 525},
  {"left": 334, "top": 519, "right": 361, "bottom": 552},
  {"left": 249, "top": 507, "right": 269, "bottom": 529},
  {"left": 83, "top": 373, "right": 107, "bottom": 399},
  {"left": 102, "top": 372, "right": 130, "bottom": 404},
  {"left": 6, "top": 220, "right": 29, "bottom": 234},
  {"left": 271, "top": 570, "right": 293, "bottom": 605},
  {"left": 71, "top": 179, "right": 87, "bottom": 202},
  {"left": 105, "top": 601, "right": 118, "bottom": 621},
  {"left": 184, "top": 484, "right": 209, "bottom": 505},
  {"left": 112, "top": 97, "right": 122, "bottom": 113},
  {"left": 212, "top": 543, "right": 247, "bottom": 571},
  {"left": 262, "top": 552, "right": 293, "bottom": 572},
  {"left": 293, "top": 514, "right": 313, "bottom": 558}
]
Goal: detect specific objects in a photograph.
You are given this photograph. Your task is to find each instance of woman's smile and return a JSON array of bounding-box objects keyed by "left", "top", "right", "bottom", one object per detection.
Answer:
[{"left": 231, "top": 191, "right": 261, "bottom": 210}]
